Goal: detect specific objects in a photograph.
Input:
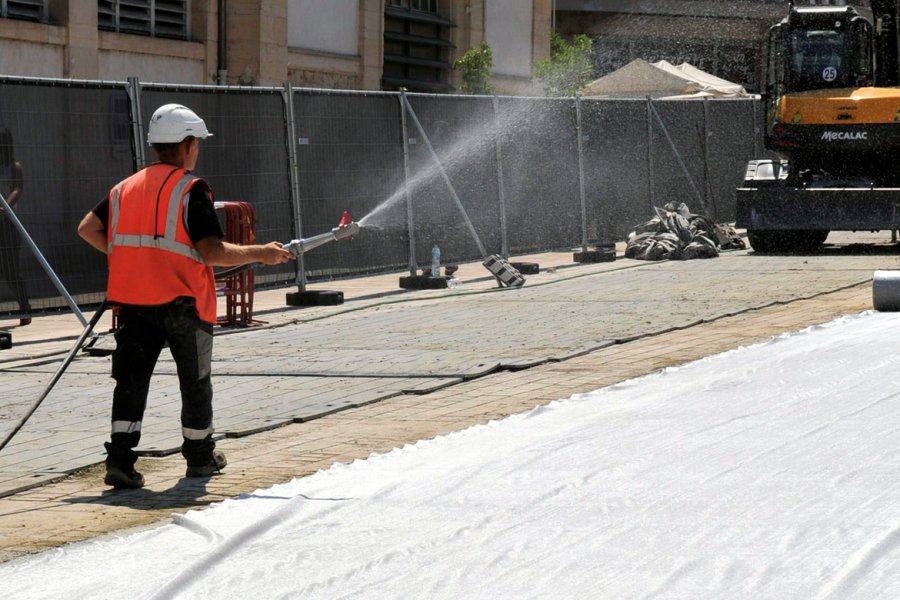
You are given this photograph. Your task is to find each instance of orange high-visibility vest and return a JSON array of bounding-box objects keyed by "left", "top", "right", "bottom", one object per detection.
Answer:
[{"left": 106, "top": 163, "right": 217, "bottom": 323}]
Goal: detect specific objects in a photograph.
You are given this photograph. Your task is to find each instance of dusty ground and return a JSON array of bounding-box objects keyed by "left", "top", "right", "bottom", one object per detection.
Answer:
[
  {"left": 0, "top": 235, "right": 889, "bottom": 563},
  {"left": 0, "top": 284, "right": 872, "bottom": 563}
]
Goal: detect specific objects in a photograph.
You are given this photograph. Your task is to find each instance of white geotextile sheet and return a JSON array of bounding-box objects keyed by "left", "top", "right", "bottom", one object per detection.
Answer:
[{"left": 4, "top": 312, "right": 900, "bottom": 599}]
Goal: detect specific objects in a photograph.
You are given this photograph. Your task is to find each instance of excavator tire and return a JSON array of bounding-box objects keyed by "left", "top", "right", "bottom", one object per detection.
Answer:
[{"left": 747, "top": 229, "right": 829, "bottom": 254}]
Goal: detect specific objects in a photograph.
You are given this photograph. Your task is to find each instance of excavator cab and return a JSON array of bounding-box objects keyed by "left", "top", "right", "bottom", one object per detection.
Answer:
[
  {"left": 770, "top": 6, "right": 873, "bottom": 94},
  {"left": 765, "top": 6, "right": 874, "bottom": 146}
]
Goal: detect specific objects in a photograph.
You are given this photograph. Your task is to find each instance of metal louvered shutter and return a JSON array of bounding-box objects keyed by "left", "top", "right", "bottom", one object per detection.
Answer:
[
  {"left": 153, "top": 0, "right": 189, "bottom": 39},
  {"left": 385, "top": 0, "right": 440, "bottom": 14},
  {"left": 1, "top": 0, "right": 48, "bottom": 22},
  {"left": 97, "top": 0, "right": 190, "bottom": 40}
]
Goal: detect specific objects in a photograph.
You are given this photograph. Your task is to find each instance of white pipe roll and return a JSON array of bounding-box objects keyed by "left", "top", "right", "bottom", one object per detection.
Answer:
[{"left": 873, "top": 270, "right": 900, "bottom": 311}]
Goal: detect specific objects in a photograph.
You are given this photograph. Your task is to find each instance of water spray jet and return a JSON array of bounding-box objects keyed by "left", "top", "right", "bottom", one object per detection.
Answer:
[{"left": 398, "top": 93, "right": 526, "bottom": 289}]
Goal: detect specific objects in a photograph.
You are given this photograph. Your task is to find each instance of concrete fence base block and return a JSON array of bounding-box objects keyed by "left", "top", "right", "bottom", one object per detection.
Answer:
[
  {"left": 574, "top": 248, "right": 616, "bottom": 263},
  {"left": 286, "top": 290, "right": 345, "bottom": 307},
  {"left": 399, "top": 275, "right": 450, "bottom": 290},
  {"left": 510, "top": 262, "right": 540, "bottom": 275}
]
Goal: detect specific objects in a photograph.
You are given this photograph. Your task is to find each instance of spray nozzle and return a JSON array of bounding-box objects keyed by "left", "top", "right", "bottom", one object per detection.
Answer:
[{"left": 283, "top": 211, "right": 360, "bottom": 257}]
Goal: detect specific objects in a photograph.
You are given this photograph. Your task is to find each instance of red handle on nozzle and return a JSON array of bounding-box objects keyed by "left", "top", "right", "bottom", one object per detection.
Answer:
[{"left": 338, "top": 210, "right": 353, "bottom": 228}]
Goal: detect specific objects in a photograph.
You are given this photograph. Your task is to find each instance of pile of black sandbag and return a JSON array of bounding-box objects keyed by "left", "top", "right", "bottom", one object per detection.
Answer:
[{"left": 625, "top": 202, "right": 746, "bottom": 261}]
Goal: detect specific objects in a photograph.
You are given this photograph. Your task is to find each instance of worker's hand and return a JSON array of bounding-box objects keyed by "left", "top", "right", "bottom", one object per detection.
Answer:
[{"left": 258, "top": 241, "right": 294, "bottom": 265}]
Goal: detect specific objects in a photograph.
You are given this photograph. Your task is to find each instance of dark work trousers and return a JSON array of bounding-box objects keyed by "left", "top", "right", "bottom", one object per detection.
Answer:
[{"left": 107, "top": 297, "right": 215, "bottom": 469}]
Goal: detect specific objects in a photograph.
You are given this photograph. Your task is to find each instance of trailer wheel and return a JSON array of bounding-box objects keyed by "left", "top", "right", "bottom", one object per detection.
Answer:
[{"left": 747, "top": 229, "right": 828, "bottom": 253}]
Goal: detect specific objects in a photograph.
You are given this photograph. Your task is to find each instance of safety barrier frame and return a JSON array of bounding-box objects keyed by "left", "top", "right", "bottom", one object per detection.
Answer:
[{"left": 0, "top": 73, "right": 765, "bottom": 319}]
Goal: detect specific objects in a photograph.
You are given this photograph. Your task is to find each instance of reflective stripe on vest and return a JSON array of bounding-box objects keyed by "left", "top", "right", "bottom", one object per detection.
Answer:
[{"left": 110, "top": 233, "right": 204, "bottom": 262}]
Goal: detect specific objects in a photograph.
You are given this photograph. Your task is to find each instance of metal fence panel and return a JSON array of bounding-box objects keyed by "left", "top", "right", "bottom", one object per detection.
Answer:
[
  {"left": 0, "top": 79, "right": 132, "bottom": 316},
  {"left": 139, "top": 86, "right": 296, "bottom": 285},
  {"left": 580, "top": 98, "right": 652, "bottom": 242},
  {"left": 705, "top": 99, "right": 765, "bottom": 222},
  {"left": 497, "top": 97, "right": 582, "bottom": 254},
  {"left": 0, "top": 81, "right": 768, "bottom": 318},
  {"left": 404, "top": 93, "right": 501, "bottom": 267},
  {"left": 292, "top": 89, "right": 409, "bottom": 278},
  {"left": 648, "top": 99, "right": 709, "bottom": 217}
]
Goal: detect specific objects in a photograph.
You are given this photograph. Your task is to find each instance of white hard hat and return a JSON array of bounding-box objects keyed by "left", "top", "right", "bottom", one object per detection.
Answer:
[{"left": 147, "top": 103, "right": 213, "bottom": 144}]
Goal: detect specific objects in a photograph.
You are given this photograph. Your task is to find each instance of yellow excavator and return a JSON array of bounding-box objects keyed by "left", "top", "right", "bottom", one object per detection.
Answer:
[{"left": 736, "top": 0, "right": 900, "bottom": 251}]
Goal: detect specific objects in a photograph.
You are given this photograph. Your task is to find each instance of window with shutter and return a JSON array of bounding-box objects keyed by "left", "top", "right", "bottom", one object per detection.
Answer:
[
  {"left": 383, "top": 0, "right": 454, "bottom": 92},
  {"left": 98, "top": 0, "right": 190, "bottom": 40},
  {"left": 1, "top": 0, "right": 48, "bottom": 22},
  {"left": 385, "top": 0, "right": 440, "bottom": 14}
]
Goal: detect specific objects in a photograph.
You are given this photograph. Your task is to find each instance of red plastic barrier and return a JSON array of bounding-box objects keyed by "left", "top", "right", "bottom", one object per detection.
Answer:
[{"left": 215, "top": 201, "right": 262, "bottom": 328}]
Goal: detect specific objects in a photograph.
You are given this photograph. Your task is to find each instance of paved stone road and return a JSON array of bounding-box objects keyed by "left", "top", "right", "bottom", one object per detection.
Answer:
[{"left": 0, "top": 233, "right": 897, "bottom": 561}]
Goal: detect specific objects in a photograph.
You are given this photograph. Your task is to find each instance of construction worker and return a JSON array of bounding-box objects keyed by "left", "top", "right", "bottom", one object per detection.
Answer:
[{"left": 77, "top": 104, "right": 292, "bottom": 489}]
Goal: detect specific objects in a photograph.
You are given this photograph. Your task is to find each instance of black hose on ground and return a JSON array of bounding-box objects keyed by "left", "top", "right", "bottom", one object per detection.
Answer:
[{"left": 0, "top": 300, "right": 108, "bottom": 454}]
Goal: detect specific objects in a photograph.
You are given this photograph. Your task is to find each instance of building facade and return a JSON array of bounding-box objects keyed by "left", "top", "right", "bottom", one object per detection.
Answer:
[
  {"left": 0, "top": 1, "right": 552, "bottom": 94},
  {"left": 5, "top": 1, "right": 869, "bottom": 95}
]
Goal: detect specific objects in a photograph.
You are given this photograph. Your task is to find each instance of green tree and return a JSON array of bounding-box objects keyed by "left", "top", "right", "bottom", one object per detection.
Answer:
[
  {"left": 453, "top": 40, "right": 494, "bottom": 95},
  {"left": 534, "top": 33, "right": 596, "bottom": 96}
]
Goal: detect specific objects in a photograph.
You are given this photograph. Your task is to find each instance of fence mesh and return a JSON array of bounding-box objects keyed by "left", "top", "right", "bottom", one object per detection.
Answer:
[
  {"left": 705, "top": 99, "right": 762, "bottom": 222},
  {"left": 405, "top": 93, "right": 501, "bottom": 267},
  {"left": 580, "top": 98, "right": 652, "bottom": 243},
  {"left": 0, "top": 80, "right": 132, "bottom": 316},
  {"left": 497, "top": 97, "right": 582, "bottom": 255},
  {"left": 292, "top": 89, "right": 410, "bottom": 278},
  {"left": 648, "top": 100, "right": 709, "bottom": 216},
  {"left": 0, "top": 77, "right": 767, "bottom": 318}
]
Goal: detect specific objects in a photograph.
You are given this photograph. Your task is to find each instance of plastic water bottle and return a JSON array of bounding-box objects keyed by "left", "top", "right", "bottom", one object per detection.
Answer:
[{"left": 431, "top": 244, "right": 441, "bottom": 278}]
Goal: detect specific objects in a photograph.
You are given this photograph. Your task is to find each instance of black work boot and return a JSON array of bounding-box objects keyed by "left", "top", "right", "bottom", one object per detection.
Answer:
[
  {"left": 103, "top": 442, "right": 144, "bottom": 489},
  {"left": 185, "top": 449, "right": 227, "bottom": 478},
  {"left": 104, "top": 465, "right": 145, "bottom": 489}
]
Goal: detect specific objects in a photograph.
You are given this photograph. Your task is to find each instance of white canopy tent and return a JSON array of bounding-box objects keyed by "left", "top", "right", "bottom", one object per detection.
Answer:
[{"left": 582, "top": 58, "right": 749, "bottom": 99}]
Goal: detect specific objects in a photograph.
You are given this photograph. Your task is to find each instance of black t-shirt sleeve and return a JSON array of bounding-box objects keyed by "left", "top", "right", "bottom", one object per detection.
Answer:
[
  {"left": 185, "top": 183, "right": 224, "bottom": 243},
  {"left": 92, "top": 196, "right": 109, "bottom": 231}
]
